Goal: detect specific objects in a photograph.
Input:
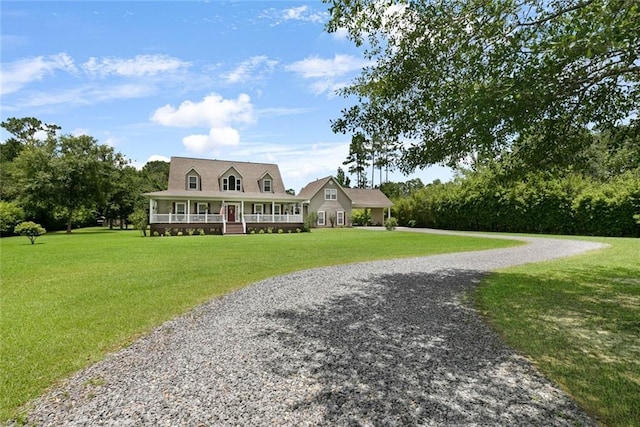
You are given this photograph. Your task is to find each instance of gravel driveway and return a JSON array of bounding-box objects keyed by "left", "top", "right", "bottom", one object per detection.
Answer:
[{"left": 20, "top": 229, "right": 606, "bottom": 426}]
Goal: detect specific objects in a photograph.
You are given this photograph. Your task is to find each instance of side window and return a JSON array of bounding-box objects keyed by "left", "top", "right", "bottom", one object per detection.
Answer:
[
  {"left": 317, "top": 211, "right": 325, "bottom": 226},
  {"left": 254, "top": 204, "right": 264, "bottom": 214},
  {"left": 263, "top": 179, "right": 272, "bottom": 192},
  {"left": 337, "top": 211, "right": 344, "bottom": 225}
]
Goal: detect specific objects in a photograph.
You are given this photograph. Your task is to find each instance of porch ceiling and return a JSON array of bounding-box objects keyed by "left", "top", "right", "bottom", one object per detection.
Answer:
[{"left": 143, "top": 190, "right": 306, "bottom": 203}]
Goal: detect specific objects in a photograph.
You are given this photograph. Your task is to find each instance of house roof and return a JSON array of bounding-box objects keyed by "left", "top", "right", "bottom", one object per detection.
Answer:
[
  {"left": 343, "top": 187, "right": 393, "bottom": 208},
  {"left": 143, "top": 157, "right": 304, "bottom": 201},
  {"left": 169, "top": 157, "right": 285, "bottom": 192},
  {"left": 297, "top": 176, "right": 334, "bottom": 200},
  {"left": 297, "top": 176, "right": 393, "bottom": 208}
]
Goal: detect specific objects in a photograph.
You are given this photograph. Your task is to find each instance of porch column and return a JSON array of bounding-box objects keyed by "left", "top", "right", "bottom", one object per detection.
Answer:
[
  {"left": 241, "top": 200, "right": 244, "bottom": 217},
  {"left": 272, "top": 201, "right": 275, "bottom": 219},
  {"left": 148, "top": 198, "right": 154, "bottom": 223},
  {"left": 187, "top": 199, "right": 191, "bottom": 223}
]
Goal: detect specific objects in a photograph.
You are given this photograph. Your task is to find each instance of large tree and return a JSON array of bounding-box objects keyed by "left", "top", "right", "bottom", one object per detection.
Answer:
[
  {"left": 325, "top": 0, "right": 640, "bottom": 172},
  {"left": 343, "top": 132, "right": 370, "bottom": 188},
  {"left": 11, "top": 132, "right": 124, "bottom": 233}
]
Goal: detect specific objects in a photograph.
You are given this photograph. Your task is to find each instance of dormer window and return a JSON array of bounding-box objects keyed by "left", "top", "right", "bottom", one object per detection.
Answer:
[
  {"left": 186, "top": 169, "right": 201, "bottom": 191},
  {"left": 188, "top": 175, "right": 199, "bottom": 190},
  {"left": 263, "top": 178, "right": 272, "bottom": 192},
  {"left": 223, "top": 174, "right": 241, "bottom": 192}
]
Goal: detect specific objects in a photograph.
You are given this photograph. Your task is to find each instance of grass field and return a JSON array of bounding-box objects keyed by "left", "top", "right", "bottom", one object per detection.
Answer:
[
  {"left": 476, "top": 236, "right": 640, "bottom": 427},
  {"left": 0, "top": 227, "right": 519, "bottom": 421}
]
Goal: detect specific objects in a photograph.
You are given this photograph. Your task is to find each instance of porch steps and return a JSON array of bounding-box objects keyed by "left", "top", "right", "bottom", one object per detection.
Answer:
[{"left": 224, "top": 223, "right": 245, "bottom": 235}]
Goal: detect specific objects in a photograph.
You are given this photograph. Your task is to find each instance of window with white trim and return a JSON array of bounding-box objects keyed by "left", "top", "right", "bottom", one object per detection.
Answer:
[
  {"left": 274, "top": 204, "right": 281, "bottom": 215},
  {"left": 337, "top": 211, "right": 345, "bottom": 226},
  {"left": 317, "top": 211, "right": 325, "bottom": 226},
  {"left": 175, "top": 202, "right": 186, "bottom": 215},
  {"left": 254, "top": 204, "right": 264, "bottom": 214},
  {"left": 187, "top": 175, "right": 199, "bottom": 190},
  {"left": 325, "top": 188, "right": 337, "bottom": 200},
  {"left": 263, "top": 179, "right": 272, "bottom": 192},
  {"left": 197, "top": 203, "right": 208, "bottom": 214},
  {"left": 223, "top": 175, "right": 242, "bottom": 192}
]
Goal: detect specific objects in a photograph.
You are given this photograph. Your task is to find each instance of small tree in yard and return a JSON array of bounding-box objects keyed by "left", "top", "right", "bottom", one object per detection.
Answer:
[
  {"left": 129, "top": 209, "right": 148, "bottom": 237},
  {"left": 14, "top": 221, "right": 46, "bottom": 244}
]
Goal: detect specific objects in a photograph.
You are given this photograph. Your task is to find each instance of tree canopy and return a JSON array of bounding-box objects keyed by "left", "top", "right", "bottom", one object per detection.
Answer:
[
  {"left": 1, "top": 117, "right": 162, "bottom": 233},
  {"left": 325, "top": 0, "right": 640, "bottom": 172}
]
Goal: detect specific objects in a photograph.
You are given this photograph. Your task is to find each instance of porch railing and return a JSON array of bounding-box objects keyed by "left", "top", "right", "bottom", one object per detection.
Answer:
[
  {"left": 150, "top": 213, "right": 303, "bottom": 224},
  {"left": 243, "top": 214, "right": 303, "bottom": 223},
  {"left": 150, "top": 213, "right": 224, "bottom": 224}
]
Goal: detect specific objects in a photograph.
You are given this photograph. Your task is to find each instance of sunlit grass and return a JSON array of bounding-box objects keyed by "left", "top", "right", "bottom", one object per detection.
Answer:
[
  {"left": 0, "top": 227, "right": 518, "bottom": 421},
  {"left": 476, "top": 236, "right": 640, "bottom": 427}
]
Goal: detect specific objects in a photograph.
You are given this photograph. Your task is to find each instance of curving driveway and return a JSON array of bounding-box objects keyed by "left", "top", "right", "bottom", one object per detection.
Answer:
[{"left": 22, "top": 229, "right": 606, "bottom": 426}]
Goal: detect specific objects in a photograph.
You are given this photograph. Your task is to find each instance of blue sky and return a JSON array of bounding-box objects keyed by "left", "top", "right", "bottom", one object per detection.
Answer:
[{"left": 1, "top": 1, "right": 453, "bottom": 192}]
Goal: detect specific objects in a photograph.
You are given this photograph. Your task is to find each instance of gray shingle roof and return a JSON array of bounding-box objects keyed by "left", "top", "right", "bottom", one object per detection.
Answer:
[
  {"left": 143, "top": 157, "right": 304, "bottom": 201},
  {"left": 297, "top": 176, "right": 393, "bottom": 208}
]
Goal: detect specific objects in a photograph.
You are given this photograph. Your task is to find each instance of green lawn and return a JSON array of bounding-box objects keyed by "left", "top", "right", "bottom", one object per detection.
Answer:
[
  {"left": 0, "top": 227, "right": 518, "bottom": 421},
  {"left": 476, "top": 236, "right": 640, "bottom": 427}
]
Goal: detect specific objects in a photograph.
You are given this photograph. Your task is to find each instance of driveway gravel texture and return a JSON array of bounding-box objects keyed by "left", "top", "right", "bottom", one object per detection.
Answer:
[{"left": 18, "top": 229, "right": 607, "bottom": 426}]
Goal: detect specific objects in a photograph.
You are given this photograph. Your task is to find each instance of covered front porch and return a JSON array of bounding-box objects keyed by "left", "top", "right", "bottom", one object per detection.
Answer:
[{"left": 147, "top": 197, "right": 305, "bottom": 235}]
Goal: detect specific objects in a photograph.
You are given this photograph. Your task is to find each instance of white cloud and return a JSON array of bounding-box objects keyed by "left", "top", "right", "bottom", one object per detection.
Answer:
[
  {"left": 16, "top": 82, "right": 155, "bottom": 108},
  {"left": 182, "top": 126, "right": 240, "bottom": 153},
  {"left": 151, "top": 93, "right": 255, "bottom": 128},
  {"left": 147, "top": 154, "right": 170, "bottom": 163},
  {"left": 262, "top": 5, "right": 328, "bottom": 25},
  {"left": 282, "top": 6, "right": 326, "bottom": 23},
  {"left": 223, "top": 55, "right": 278, "bottom": 84},
  {"left": 83, "top": 54, "right": 190, "bottom": 77},
  {"left": 286, "top": 54, "right": 370, "bottom": 96},
  {"left": 287, "top": 54, "right": 367, "bottom": 79},
  {"left": 0, "top": 53, "right": 76, "bottom": 95},
  {"left": 151, "top": 93, "right": 255, "bottom": 154},
  {"left": 71, "top": 128, "right": 90, "bottom": 136}
]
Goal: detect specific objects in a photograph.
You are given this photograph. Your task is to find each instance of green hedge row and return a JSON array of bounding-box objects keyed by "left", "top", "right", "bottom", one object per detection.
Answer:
[{"left": 393, "top": 171, "right": 640, "bottom": 237}]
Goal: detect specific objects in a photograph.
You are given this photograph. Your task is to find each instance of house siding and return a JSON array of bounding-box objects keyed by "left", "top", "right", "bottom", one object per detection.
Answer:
[{"left": 308, "top": 178, "right": 351, "bottom": 227}]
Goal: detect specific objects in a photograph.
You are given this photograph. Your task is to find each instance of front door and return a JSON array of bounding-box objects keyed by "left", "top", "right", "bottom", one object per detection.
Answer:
[{"left": 228, "top": 205, "right": 236, "bottom": 222}]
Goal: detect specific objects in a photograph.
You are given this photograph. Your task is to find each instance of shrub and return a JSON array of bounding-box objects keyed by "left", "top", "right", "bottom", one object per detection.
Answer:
[
  {"left": 14, "top": 221, "right": 46, "bottom": 245},
  {"left": 164, "top": 229, "right": 171, "bottom": 237},
  {"left": 296, "top": 228, "right": 302, "bottom": 233},
  {"left": 177, "top": 231, "right": 183, "bottom": 236},
  {"left": 267, "top": 227, "right": 273, "bottom": 234},
  {"left": 153, "top": 231, "right": 160, "bottom": 237},
  {"left": 0, "top": 201, "right": 25, "bottom": 235},
  {"left": 187, "top": 228, "right": 195, "bottom": 236},
  {"left": 304, "top": 211, "right": 318, "bottom": 230},
  {"left": 198, "top": 228, "right": 205, "bottom": 236},
  {"left": 278, "top": 228, "right": 284, "bottom": 234},
  {"left": 258, "top": 229, "right": 265, "bottom": 234},
  {"left": 384, "top": 217, "right": 398, "bottom": 231},
  {"left": 351, "top": 209, "right": 372, "bottom": 226}
]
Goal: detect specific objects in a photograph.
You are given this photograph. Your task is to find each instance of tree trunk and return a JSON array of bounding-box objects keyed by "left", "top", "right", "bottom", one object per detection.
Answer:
[{"left": 66, "top": 212, "right": 73, "bottom": 233}]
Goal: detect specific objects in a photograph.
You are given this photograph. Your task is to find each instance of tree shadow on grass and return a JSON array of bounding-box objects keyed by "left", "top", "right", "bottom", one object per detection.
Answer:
[{"left": 262, "top": 270, "right": 595, "bottom": 426}]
